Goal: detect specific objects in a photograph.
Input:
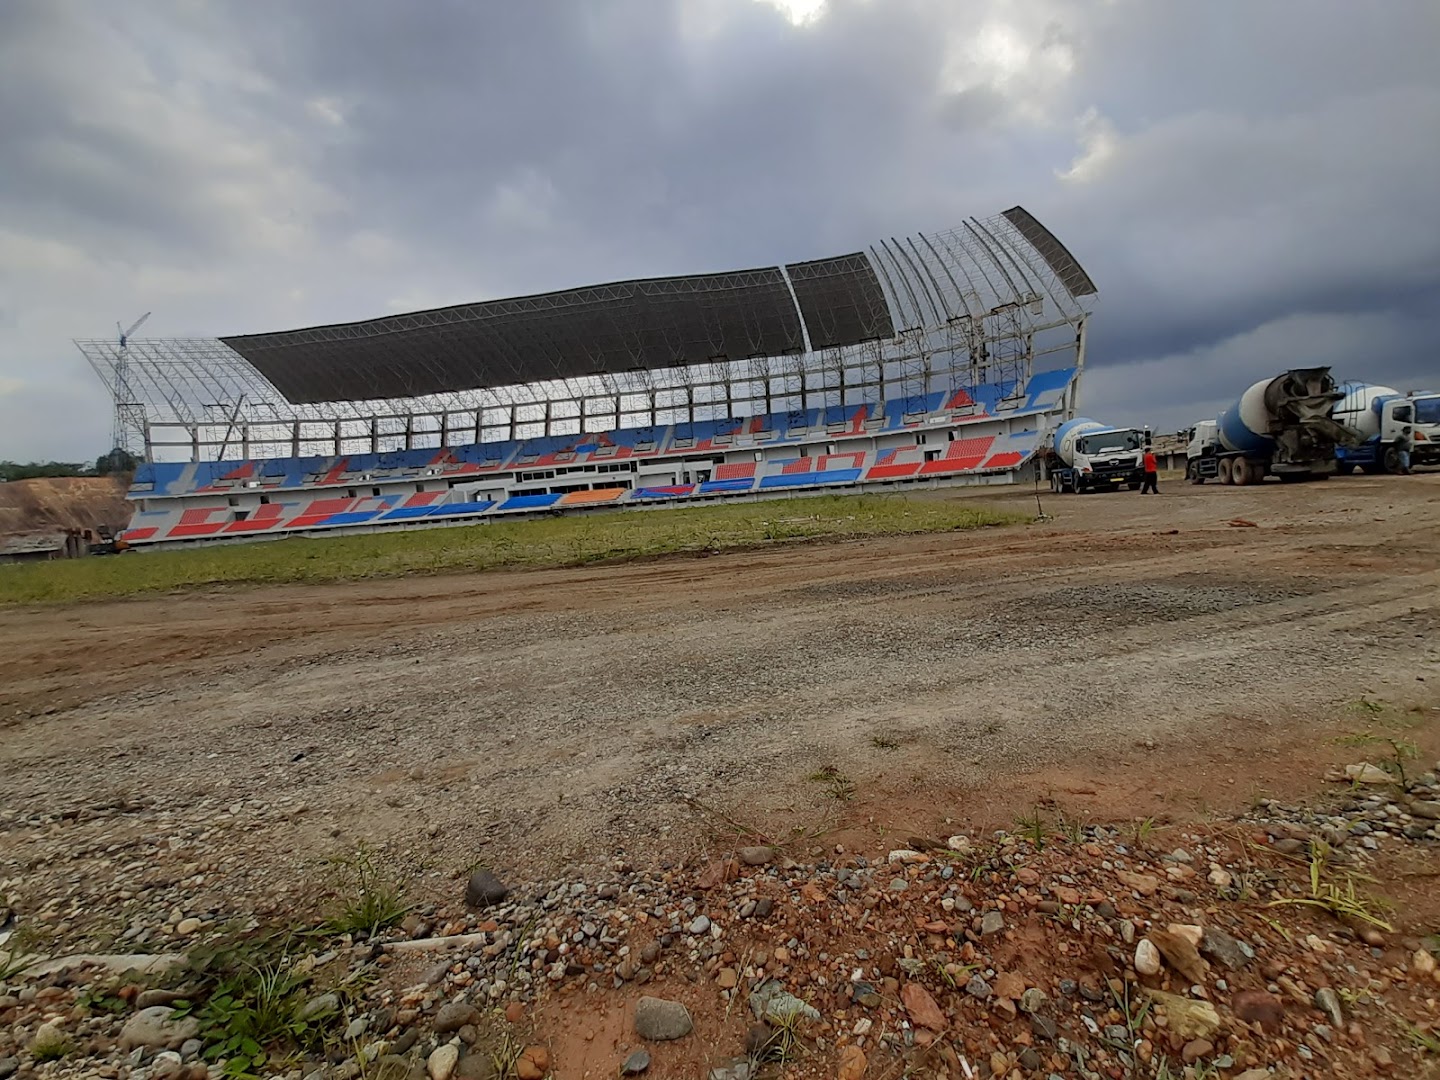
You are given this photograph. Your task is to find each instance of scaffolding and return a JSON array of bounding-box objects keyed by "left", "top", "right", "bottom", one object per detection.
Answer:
[{"left": 77, "top": 207, "right": 1096, "bottom": 462}]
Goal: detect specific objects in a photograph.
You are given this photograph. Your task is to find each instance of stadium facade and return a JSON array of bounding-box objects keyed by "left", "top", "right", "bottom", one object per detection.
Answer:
[{"left": 76, "top": 207, "right": 1096, "bottom": 546}]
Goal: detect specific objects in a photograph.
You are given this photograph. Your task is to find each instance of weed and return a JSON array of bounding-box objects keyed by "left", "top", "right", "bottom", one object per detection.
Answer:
[
  {"left": 487, "top": 1027, "right": 527, "bottom": 1080},
  {"left": 869, "top": 733, "right": 900, "bottom": 750},
  {"left": 1334, "top": 731, "right": 1420, "bottom": 789},
  {"left": 1015, "top": 808, "right": 1048, "bottom": 852},
  {"left": 77, "top": 987, "right": 129, "bottom": 1015},
  {"left": 808, "top": 765, "right": 855, "bottom": 802},
  {"left": 179, "top": 930, "right": 336, "bottom": 1079},
  {"left": 1132, "top": 817, "right": 1157, "bottom": 846},
  {"left": 752, "top": 1008, "right": 809, "bottom": 1066},
  {"left": 1056, "top": 810, "right": 1087, "bottom": 844},
  {"left": 1267, "top": 840, "right": 1393, "bottom": 931},
  {"left": 326, "top": 847, "right": 410, "bottom": 938},
  {"left": 1108, "top": 978, "right": 1152, "bottom": 1040},
  {"left": 1405, "top": 1022, "right": 1440, "bottom": 1055}
]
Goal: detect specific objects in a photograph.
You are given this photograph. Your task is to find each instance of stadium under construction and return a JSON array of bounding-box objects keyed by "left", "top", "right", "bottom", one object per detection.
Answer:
[{"left": 75, "top": 206, "right": 1097, "bottom": 546}]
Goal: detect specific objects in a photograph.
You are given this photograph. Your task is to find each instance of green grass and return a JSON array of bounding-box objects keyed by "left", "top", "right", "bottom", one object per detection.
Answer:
[{"left": 0, "top": 494, "right": 1023, "bottom": 605}]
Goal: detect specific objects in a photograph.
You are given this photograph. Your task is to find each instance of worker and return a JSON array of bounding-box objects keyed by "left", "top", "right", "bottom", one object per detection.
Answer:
[
  {"left": 1140, "top": 448, "right": 1159, "bottom": 494},
  {"left": 1396, "top": 431, "right": 1413, "bottom": 474}
]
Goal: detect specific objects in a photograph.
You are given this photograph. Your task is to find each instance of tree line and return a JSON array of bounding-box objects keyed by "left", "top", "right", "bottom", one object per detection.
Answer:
[{"left": 0, "top": 449, "right": 142, "bottom": 482}]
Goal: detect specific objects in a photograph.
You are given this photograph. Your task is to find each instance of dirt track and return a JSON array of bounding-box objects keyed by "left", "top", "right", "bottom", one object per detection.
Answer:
[{"left": 2, "top": 474, "right": 1439, "bottom": 922}]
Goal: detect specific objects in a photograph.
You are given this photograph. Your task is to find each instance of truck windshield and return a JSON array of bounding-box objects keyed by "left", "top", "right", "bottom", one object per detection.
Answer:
[
  {"left": 1077, "top": 430, "right": 1143, "bottom": 455},
  {"left": 1414, "top": 397, "right": 1440, "bottom": 425}
]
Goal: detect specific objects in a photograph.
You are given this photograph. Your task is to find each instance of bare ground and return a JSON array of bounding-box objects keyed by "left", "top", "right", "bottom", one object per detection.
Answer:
[{"left": 2, "top": 474, "right": 1439, "bottom": 945}]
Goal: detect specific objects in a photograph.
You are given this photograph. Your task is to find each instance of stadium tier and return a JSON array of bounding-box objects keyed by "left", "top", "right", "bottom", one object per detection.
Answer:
[
  {"left": 121, "top": 373, "right": 1067, "bottom": 543},
  {"left": 81, "top": 206, "right": 1098, "bottom": 546}
]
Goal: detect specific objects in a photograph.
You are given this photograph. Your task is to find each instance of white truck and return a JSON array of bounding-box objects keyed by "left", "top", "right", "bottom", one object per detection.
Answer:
[
  {"left": 1044, "top": 418, "right": 1149, "bottom": 494},
  {"left": 1334, "top": 382, "right": 1440, "bottom": 473},
  {"left": 1185, "top": 367, "right": 1352, "bottom": 485}
]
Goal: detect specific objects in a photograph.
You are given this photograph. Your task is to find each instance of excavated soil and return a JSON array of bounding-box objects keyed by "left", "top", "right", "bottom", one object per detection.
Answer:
[{"left": 0, "top": 476, "right": 131, "bottom": 537}]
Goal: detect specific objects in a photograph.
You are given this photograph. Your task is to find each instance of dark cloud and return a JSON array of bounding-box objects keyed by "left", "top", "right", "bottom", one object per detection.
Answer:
[{"left": 1, "top": 0, "right": 1437, "bottom": 459}]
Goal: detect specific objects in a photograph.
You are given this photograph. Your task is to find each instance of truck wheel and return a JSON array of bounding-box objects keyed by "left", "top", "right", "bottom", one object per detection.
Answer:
[
  {"left": 1070, "top": 474, "right": 1082, "bottom": 494},
  {"left": 1232, "top": 458, "right": 1251, "bottom": 486},
  {"left": 1218, "top": 457, "right": 1234, "bottom": 485},
  {"left": 1383, "top": 446, "right": 1401, "bottom": 473},
  {"left": 1187, "top": 461, "right": 1205, "bottom": 485},
  {"left": 1336, "top": 462, "right": 1356, "bottom": 476}
]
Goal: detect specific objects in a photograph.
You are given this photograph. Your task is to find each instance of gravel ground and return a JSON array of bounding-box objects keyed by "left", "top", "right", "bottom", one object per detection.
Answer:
[{"left": 1, "top": 474, "right": 1439, "bottom": 957}]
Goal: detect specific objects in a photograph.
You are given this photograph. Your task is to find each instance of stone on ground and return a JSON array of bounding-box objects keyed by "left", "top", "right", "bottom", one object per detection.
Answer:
[{"left": 634, "top": 996, "right": 693, "bottom": 1041}]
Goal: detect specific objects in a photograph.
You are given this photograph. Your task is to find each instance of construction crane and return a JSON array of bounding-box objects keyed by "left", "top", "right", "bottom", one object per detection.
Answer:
[{"left": 112, "top": 312, "right": 152, "bottom": 451}]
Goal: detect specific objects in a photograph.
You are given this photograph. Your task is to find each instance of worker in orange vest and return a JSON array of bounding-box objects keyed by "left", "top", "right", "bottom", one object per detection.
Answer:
[{"left": 1140, "top": 448, "right": 1159, "bottom": 494}]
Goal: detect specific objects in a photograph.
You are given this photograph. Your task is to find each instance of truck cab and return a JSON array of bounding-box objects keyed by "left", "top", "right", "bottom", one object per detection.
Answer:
[
  {"left": 1410, "top": 393, "right": 1440, "bottom": 466},
  {"left": 1184, "top": 420, "right": 1220, "bottom": 482},
  {"left": 1047, "top": 421, "right": 1149, "bottom": 493}
]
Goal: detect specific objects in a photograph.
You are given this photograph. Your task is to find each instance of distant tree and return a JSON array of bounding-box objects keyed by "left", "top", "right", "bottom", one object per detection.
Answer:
[
  {"left": 94, "top": 448, "right": 142, "bottom": 476},
  {"left": 0, "top": 460, "right": 88, "bottom": 482}
]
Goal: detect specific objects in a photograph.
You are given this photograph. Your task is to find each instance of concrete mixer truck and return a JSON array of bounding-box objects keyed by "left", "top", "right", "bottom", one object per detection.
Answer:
[
  {"left": 1044, "top": 418, "right": 1150, "bottom": 494},
  {"left": 1334, "top": 382, "right": 1440, "bottom": 473},
  {"left": 1184, "top": 367, "right": 1354, "bottom": 485}
]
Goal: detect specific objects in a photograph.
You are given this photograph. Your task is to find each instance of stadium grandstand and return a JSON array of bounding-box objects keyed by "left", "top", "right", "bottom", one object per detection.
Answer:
[{"left": 77, "top": 206, "right": 1097, "bottom": 546}]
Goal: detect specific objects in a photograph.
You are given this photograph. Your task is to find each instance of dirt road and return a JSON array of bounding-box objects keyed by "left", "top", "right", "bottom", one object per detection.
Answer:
[{"left": 2, "top": 474, "right": 1439, "bottom": 931}]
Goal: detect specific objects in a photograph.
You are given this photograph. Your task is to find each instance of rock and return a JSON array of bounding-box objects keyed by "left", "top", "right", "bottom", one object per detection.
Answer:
[
  {"left": 119, "top": 1006, "right": 201, "bottom": 1051},
  {"left": 1345, "top": 763, "right": 1393, "bottom": 784},
  {"left": 179, "top": 1038, "right": 203, "bottom": 1060},
  {"left": 150, "top": 1051, "right": 185, "bottom": 1079},
  {"left": 505, "top": 1001, "right": 526, "bottom": 1024},
  {"left": 993, "top": 972, "right": 1025, "bottom": 1000},
  {"left": 902, "top": 982, "right": 947, "bottom": 1030},
  {"left": 744, "top": 1024, "right": 772, "bottom": 1056},
  {"left": 1015, "top": 868, "right": 1040, "bottom": 885},
  {"left": 1170, "top": 848, "right": 1194, "bottom": 863},
  {"left": 515, "top": 1046, "right": 549, "bottom": 1080},
  {"left": 838, "top": 1044, "right": 866, "bottom": 1080},
  {"left": 1232, "top": 989, "right": 1284, "bottom": 1032},
  {"left": 464, "top": 869, "right": 509, "bottom": 908},
  {"left": 753, "top": 898, "right": 774, "bottom": 918},
  {"left": 696, "top": 859, "right": 738, "bottom": 889},
  {"left": 980, "top": 910, "right": 1005, "bottom": 935},
  {"left": 0, "top": 1060, "right": 17, "bottom": 1080},
  {"left": 707, "top": 1061, "right": 751, "bottom": 1080},
  {"left": 298, "top": 992, "right": 341, "bottom": 1022},
  {"left": 1144, "top": 990, "right": 1220, "bottom": 1040},
  {"left": 1167, "top": 923, "right": 1203, "bottom": 947},
  {"left": 750, "top": 981, "right": 820, "bottom": 1024},
  {"left": 135, "top": 989, "right": 189, "bottom": 1009},
  {"left": 640, "top": 941, "right": 661, "bottom": 963},
  {"left": 621, "top": 1049, "right": 651, "bottom": 1074},
  {"left": 1414, "top": 948, "right": 1438, "bottom": 977},
  {"left": 1019, "top": 988, "right": 1048, "bottom": 1015},
  {"left": 457, "top": 1054, "right": 496, "bottom": 1080},
  {"left": 175, "top": 918, "right": 202, "bottom": 936},
  {"left": 1410, "top": 799, "right": 1440, "bottom": 820},
  {"left": 1030, "top": 1014, "right": 1058, "bottom": 1041},
  {"left": 1115, "top": 869, "right": 1160, "bottom": 896},
  {"left": 1207, "top": 867, "right": 1233, "bottom": 889},
  {"left": 887, "top": 849, "right": 927, "bottom": 864},
  {"left": 31, "top": 1019, "right": 69, "bottom": 1058},
  {"left": 688, "top": 915, "right": 711, "bottom": 935},
  {"left": 1314, "top": 987, "right": 1343, "bottom": 1028},
  {"left": 635, "top": 997, "right": 693, "bottom": 1041},
  {"left": 717, "top": 968, "right": 738, "bottom": 989},
  {"left": 738, "top": 846, "right": 774, "bottom": 866},
  {"left": 435, "top": 1002, "right": 480, "bottom": 1034},
  {"left": 945, "top": 834, "right": 972, "bottom": 853},
  {"left": 345, "top": 1017, "right": 367, "bottom": 1041},
  {"left": 1134, "top": 939, "right": 1162, "bottom": 976},
  {"left": 428, "top": 1043, "right": 460, "bottom": 1080},
  {"left": 1272, "top": 838, "right": 1306, "bottom": 855},
  {"left": 1181, "top": 1038, "right": 1214, "bottom": 1064},
  {"left": 1200, "top": 927, "right": 1250, "bottom": 970},
  {"left": 1148, "top": 928, "right": 1208, "bottom": 984},
  {"left": 1234, "top": 1072, "right": 1272, "bottom": 1080},
  {"left": 1053, "top": 885, "right": 1082, "bottom": 905},
  {"left": 965, "top": 975, "right": 992, "bottom": 1000}
]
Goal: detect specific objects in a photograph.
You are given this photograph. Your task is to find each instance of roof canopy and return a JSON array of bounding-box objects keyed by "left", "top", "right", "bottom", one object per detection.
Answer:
[{"left": 223, "top": 255, "right": 895, "bottom": 405}]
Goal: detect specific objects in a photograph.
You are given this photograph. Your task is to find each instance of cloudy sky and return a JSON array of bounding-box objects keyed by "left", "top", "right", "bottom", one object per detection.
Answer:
[{"left": 2, "top": 0, "right": 1438, "bottom": 460}]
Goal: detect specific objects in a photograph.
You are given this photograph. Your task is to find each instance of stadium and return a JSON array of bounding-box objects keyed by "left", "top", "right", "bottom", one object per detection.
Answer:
[{"left": 76, "top": 206, "right": 1096, "bottom": 546}]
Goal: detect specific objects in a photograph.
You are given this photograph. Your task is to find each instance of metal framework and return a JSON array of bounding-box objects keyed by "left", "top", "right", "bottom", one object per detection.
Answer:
[{"left": 77, "top": 207, "right": 1096, "bottom": 461}]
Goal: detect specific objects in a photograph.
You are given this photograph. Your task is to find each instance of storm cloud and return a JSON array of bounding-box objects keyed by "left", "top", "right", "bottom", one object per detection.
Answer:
[{"left": 2, "top": 0, "right": 1438, "bottom": 458}]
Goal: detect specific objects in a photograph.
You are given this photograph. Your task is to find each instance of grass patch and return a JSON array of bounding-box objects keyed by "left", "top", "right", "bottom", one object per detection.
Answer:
[
  {"left": 325, "top": 846, "right": 410, "bottom": 938},
  {"left": 807, "top": 765, "right": 856, "bottom": 802},
  {"left": 0, "top": 494, "right": 1023, "bottom": 605},
  {"left": 1267, "top": 839, "right": 1394, "bottom": 931}
]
